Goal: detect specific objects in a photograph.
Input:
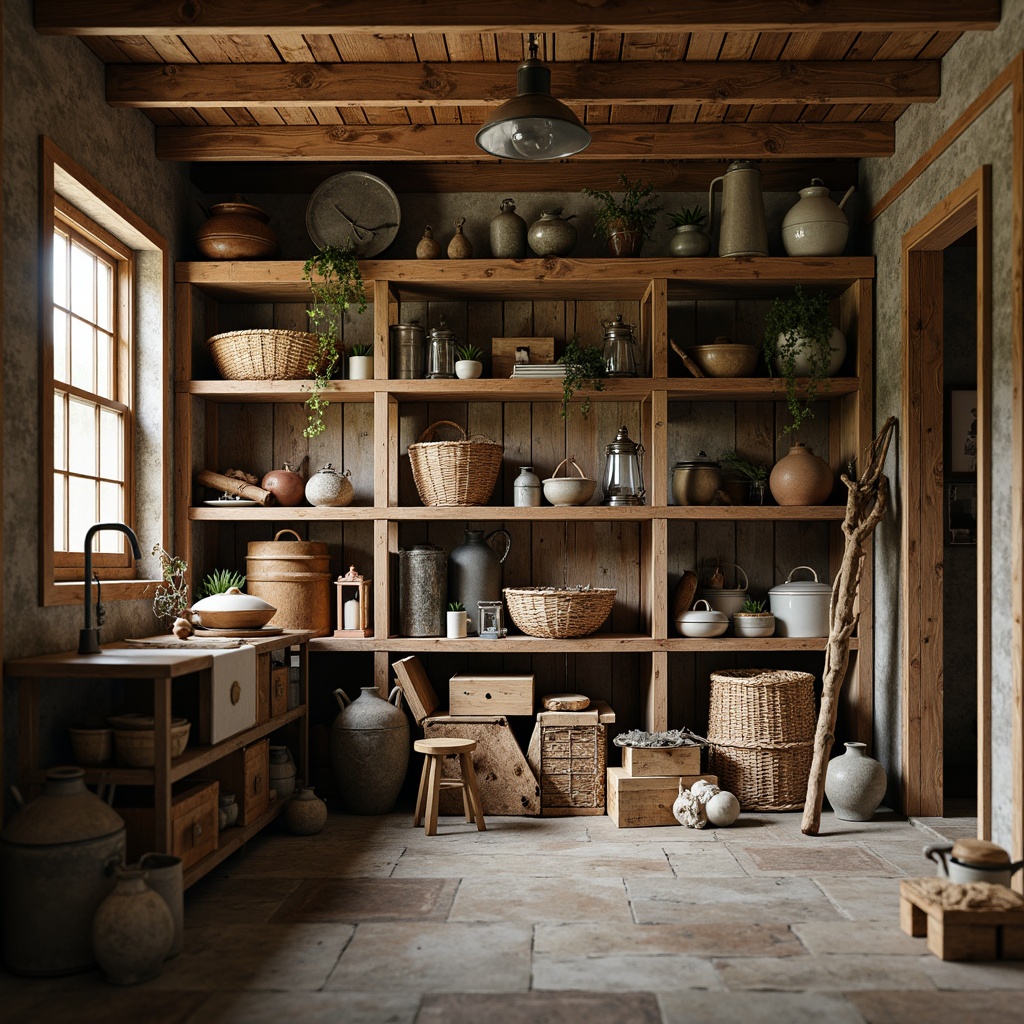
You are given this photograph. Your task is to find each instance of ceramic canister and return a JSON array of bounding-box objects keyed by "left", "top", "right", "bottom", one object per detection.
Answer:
[
  {"left": 304, "top": 464, "right": 353, "bottom": 507},
  {"left": 769, "top": 442, "right": 834, "bottom": 506},
  {"left": 769, "top": 566, "right": 832, "bottom": 637}
]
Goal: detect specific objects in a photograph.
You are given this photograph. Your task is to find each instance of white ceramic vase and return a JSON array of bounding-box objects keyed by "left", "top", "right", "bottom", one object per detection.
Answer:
[
  {"left": 773, "top": 326, "right": 846, "bottom": 377},
  {"left": 455, "top": 359, "right": 483, "bottom": 379},
  {"left": 446, "top": 610, "right": 468, "bottom": 638},
  {"left": 825, "top": 741, "right": 887, "bottom": 821},
  {"left": 348, "top": 355, "right": 373, "bottom": 380}
]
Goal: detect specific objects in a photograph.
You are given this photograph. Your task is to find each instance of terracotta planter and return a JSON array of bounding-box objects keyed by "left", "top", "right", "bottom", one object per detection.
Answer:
[
  {"left": 606, "top": 228, "right": 644, "bottom": 257},
  {"left": 769, "top": 442, "right": 834, "bottom": 505},
  {"left": 195, "top": 201, "right": 279, "bottom": 260}
]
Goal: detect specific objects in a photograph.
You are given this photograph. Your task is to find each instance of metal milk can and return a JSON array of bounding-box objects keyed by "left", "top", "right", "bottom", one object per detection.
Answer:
[
  {"left": 390, "top": 321, "right": 425, "bottom": 379},
  {"left": 708, "top": 160, "right": 769, "bottom": 257}
]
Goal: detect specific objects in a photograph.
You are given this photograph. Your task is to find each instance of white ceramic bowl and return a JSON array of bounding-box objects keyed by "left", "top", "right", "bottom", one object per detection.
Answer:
[
  {"left": 675, "top": 599, "right": 729, "bottom": 638},
  {"left": 191, "top": 586, "right": 276, "bottom": 629},
  {"left": 542, "top": 458, "right": 596, "bottom": 506},
  {"left": 732, "top": 613, "right": 775, "bottom": 638}
]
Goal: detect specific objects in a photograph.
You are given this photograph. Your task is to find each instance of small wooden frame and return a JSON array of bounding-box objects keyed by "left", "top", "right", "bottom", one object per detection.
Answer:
[{"left": 492, "top": 336, "right": 555, "bottom": 379}]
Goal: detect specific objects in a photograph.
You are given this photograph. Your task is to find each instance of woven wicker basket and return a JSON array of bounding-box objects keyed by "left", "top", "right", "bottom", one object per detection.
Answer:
[
  {"left": 408, "top": 420, "right": 503, "bottom": 506},
  {"left": 504, "top": 587, "right": 616, "bottom": 639},
  {"left": 207, "top": 329, "right": 320, "bottom": 380},
  {"left": 706, "top": 668, "right": 816, "bottom": 812}
]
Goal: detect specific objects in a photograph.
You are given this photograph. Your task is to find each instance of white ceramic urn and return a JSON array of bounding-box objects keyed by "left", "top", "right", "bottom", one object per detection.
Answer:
[{"left": 781, "top": 179, "right": 855, "bottom": 257}]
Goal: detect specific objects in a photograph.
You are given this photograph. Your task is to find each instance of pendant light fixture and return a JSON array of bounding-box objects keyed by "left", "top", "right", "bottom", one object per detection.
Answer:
[{"left": 475, "top": 34, "right": 591, "bottom": 161}]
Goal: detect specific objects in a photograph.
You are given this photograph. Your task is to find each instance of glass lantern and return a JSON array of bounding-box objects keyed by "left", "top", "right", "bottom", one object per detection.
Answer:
[
  {"left": 601, "top": 425, "right": 646, "bottom": 506},
  {"left": 334, "top": 565, "right": 372, "bottom": 637},
  {"left": 478, "top": 601, "right": 507, "bottom": 640}
]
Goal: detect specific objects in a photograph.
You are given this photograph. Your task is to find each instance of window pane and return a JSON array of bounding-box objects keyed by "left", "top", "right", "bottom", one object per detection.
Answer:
[
  {"left": 53, "top": 473, "right": 67, "bottom": 551},
  {"left": 96, "top": 331, "right": 113, "bottom": 400},
  {"left": 96, "top": 262, "right": 112, "bottom": 331},
  {"left": 53, "top": 232, "right": 68, "bottom": 306},
  {"left": 68, "top": 476, "right": 96, "bottom": 552},
  {"left": 98, "top": 483, "right": 123, "bottom": 549},
  {"left": 99, "top": 407, "right": 122, "bottom": 480},
  {"left": 70, "top": 317, "right": 95, "bottom": 392},
  {"left": 68, "top": 397, "right": 97, "bottom": 476},
  {"left": 53, "top": 309, "right": 69, "bottom": 383},
  {"left": 53, "top": 393, "right": 66, "bottom": 470},
  {"left": 70, "top": 242, "right": 94, "bottom": 319}
]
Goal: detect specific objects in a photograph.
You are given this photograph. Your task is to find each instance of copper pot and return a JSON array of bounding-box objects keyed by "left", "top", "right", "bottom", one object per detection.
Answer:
[{"left": 195, "top": 200, "right": 279, "bottom": 260}]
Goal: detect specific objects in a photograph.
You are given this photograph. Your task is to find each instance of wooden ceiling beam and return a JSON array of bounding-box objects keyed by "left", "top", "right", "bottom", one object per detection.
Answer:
[
  {"left": 107, "top": 60, "right": 940, "bottom": 108},
  {"left": 156, "top": 122, "right": 894, "bottom": 161},
  {"left": 35, "top": 0, "right": 1001, "bottom": 36}
]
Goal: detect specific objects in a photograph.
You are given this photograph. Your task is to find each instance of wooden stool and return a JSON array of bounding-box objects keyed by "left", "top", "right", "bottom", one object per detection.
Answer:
[{"left": 413, "top": 738, "right": 487, "bottom": 836}]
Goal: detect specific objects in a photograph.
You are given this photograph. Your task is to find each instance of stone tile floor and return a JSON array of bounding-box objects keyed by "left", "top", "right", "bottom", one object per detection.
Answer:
[{"left": 3, "top": 806, "right": 1023, "bottom": 1023}]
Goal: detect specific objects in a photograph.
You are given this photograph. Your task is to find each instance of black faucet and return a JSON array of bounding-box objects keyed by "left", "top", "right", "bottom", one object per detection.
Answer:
[{"left": 79, "top": 523, "right": 143, "bottom": 654}]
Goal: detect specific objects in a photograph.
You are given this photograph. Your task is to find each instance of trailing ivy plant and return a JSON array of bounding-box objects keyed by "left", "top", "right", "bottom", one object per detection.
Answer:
[
  {"left": 302, "top": 243, "right": 368, "bottom": 438},
  {"left": 152, "top": 544, "right": 189, "bottom": 627},
  {"left": 558, "top": 338, "right": 607, "bottom": 419},
  {"left": 763, "top": 286, "right": 837, "bottom": 434}
]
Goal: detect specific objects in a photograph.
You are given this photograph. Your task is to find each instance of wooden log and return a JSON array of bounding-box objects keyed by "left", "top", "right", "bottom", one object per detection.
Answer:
[{"left": 197, "top": 468, "right": 273, "bottom": 505}]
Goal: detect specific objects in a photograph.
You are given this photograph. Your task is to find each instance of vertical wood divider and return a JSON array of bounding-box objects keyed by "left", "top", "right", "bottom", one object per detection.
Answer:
[
  {"left": 373, "top": 279, "right": 393, "bottom": 379},
  {"left": 644, "top": 652, "right": 669, "bottom": 732},
  {"left": 644, "top": 279, "right": 669, "bottom": 379},
  {"left": 173, "top": 282, "right": 194, "bottom": 567}
]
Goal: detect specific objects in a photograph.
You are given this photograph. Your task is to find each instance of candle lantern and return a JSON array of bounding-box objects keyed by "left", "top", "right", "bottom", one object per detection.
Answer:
[
  {"left": 334, "top": 565, "right": 372, "bottom": 637},
  {"left": 601, "top": 424, "right": 646, "bottom": 506},
  {"left": 478, "top": 601, "right": 507, "bottom": 640}
]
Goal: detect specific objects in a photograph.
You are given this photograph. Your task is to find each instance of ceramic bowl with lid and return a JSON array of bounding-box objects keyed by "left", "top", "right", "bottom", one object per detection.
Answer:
[
  {"left": 675, "top": 599, "right": 729, "bottom": 638},
  {"left": 672, "top": 452, "right": 722, "bottom": 506},
  {"left": 191, "top": 587, "right": 276, "bottom": 629},
  {"left": 768, "top": 566, "right": 832, "bottom": 637}
]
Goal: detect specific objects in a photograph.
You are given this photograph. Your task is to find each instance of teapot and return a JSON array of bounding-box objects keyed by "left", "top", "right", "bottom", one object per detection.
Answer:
[
  {"left": 781, "top": 178, "right": 856, "bottom": 257},
  {"left": 923, "top": 838, "right": 1024, "bottom": 887},
  {"left": 708, "top": 160, "right": 768, "bottom": 257}
]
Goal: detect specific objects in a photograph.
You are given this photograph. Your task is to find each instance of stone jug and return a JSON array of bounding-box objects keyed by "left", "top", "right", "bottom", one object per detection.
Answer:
[
  {"left": 448, "top": 529, "right": 511, "bottom": 635},
  {"left": 1, "top": 766, "right": 125, "bottom": 976},
  {"left": 708, "top": 160, "right": 769, "bottom": 257},
  {"left": 824, "top": 742, "right": 887, "bottom": 821},
  {"left": 331, "top": 687, "right": 410, "bottom": 814},
  {"left": 137, "top": 852, "right": 184, "bottom": 959},
  {"left": 285, "top": 787, "right": 328, "bottom": 835},
  {"left": 528, "top": 208, "right": 577, "bottom": 256},
  {"left": 490, "top": 198, "right": 527, "bottom": 258},
  {"left": 782, "top": 179, "right": 856, "bottom": 257}
]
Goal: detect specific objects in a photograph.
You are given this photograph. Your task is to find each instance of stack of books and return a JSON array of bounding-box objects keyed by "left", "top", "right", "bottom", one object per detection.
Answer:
[{"left": 510, "top": 363, "right": 566, "bottom": 378}]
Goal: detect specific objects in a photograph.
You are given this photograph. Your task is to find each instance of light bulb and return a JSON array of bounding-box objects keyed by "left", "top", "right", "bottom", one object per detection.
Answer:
[{"left": 509, "top": 119, "right": 556, "bottom": 158}]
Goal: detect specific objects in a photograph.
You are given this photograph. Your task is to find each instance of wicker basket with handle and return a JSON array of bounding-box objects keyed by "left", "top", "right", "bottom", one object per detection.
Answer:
[
  {"left": 408, "top": 420, "right": 503, "bottom": 506},
  {"left": 504, "top": 587, "right": 616, "bottom": 639},
  {"left": 207, "top": 329, "right": 320, "bottom": 380},
  {"left": 706, "top": 668, "right": 816, "bottom": 811}
]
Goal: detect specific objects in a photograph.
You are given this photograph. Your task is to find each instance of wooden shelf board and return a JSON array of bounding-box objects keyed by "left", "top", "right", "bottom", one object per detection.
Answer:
[
  {"left": 662, "top": 637, "right": 859, "bottom": 652},
  {"left": 183, "top": 799, "right": 287, "bottom": 889},
  {"left": 663, "top": 505, "right": 846, "bottom": 520}
]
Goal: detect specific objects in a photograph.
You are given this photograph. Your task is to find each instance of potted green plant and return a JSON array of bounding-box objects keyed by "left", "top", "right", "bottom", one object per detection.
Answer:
[
  {"left": 763, "top": 286, "right": 847, "bottom": 434},
  {"left": 668, "top": 205, "right": 711, "bottom": 257},
  {"left": 455, "top": 343, "right": 484, "bottom": 380},
  {"left": 558, "top": 338, "right": 606, "bottom": 419},
  {"left": 302, "top": 243, "right": 368, "bottom": 437},
  {"left": 446, "top": 600, "right": 467, "bottom": 638},
  {"left": 582, "top": 173, "right": 662, "bottom": 257},
  {"left": 196, "top": 568, "right": 246, "bottom": 600},
  {"left": 732, "top": 596, "right": 775, "bottom": 638},
  {"left": 347, "top": 342, "right": 373, "bottom": 381},
  {"left": 720, "top": 450, "right": 769, "bottom": 505}
]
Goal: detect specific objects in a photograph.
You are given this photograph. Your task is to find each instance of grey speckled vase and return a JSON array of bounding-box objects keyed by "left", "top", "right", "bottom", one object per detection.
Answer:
[
  {"left": 331, "top": 687, "right": 410, "bottom": 814},
  {"left": 825, "top": 741, "right": 887, "bottom": 821}
]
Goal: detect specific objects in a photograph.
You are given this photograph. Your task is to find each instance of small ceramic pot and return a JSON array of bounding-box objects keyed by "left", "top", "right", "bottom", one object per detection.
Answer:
[
  {"left": 825, "top": 741, "right": 887, "bottom": 821},
  {"left": 672, "top": 453, "right": 722, "bottom": 506},
  {"left": 668, "top": 224, "right": 712, "bottom": 257},
  {"left": 769, "top": 566, "right": 832, "bottom": 637},
  {"left": 606, "top": 228, "right": 643, "bottom": 257},
  {"left": 732, "top": 612, "right": 775, "bottom": 638},
  {"left": 446, "top": 610, "right": 468, "bottom": 638},
  {"left": 416, "top": 226, "right": 442, "bottom": 259},
  {"left": 195, "top": 200, "right": 278, "bottom": 260},
  {"left": 348, "top": 355, "right": 373, "bottom": 380},
  {"left": 190, "top": 588, "right": 276, "bottom": 630},
  {"left": 304, "top": 464, "right": 354, "bottom": 507},
  {"left": 528, "top": 208, "right": 577, "bottom": 256},
  {"left": 770, "top": 442, "right": 834, "bottom": 506},
  {"left": 703, "top": 563, "right": 748, "bottom": 620},
  {"left": 675, "top": 599, "right": 729, "bottom": 638},
  {"left": 455, "top": 359, "right": 483, "bottom": 379},
  {"left": 285, "top": 788, "right": 328, "bottom": 835},
  {"left": 261, "top": 462, "right": 305, "bottom": 507}
]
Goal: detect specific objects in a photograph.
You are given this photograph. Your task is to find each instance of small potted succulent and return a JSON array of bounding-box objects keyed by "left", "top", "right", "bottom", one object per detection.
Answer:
[
  {"left": 668, "top": 205, "right": 711, "bottom": 258},
  {"left": 732, "top": 597, "right": 775, "bottom": 638},
  {"left": 446, "top": 600, "right": 468, "bottom": 638},
  {"left": 582, "top": 173, "right": 662, "bottom": 257},
  {"left": 455, "top": 343, "right": 484, "bottom": 379},
  {"left": 347, "top": 343, "right": 373, "bottom": 380}
]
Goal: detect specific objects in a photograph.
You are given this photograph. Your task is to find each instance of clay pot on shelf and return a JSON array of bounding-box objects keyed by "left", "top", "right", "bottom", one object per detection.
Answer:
[
  {"left": 447, "top": 217, "right": 473, "bottom": 259},
  {"left": 261, "top": 462, "right": 305, "bottom": 506},
  {"left": 769, "top": 442, "right": 834, "bottom": 506},
  {"left": 415, "top": 225, "right": 442, "bottom": 259},
  {"left": 781, "top": 180, "right": 855, "bottom": 257},
  {"left": 606, "top": 227, "right": 643, "bottom": 257},
  {"left": 528, "top": 208, "right": 577, "bottom": 256},
  {"left": 490, "top": 198, "right": 527, "bottom": 258},
  {"left": 195, "top": 200, "right": 279, "bottom": 260},
  {"left": 305, "top": 464, "right": 354, "bottom": 507},
  {"left": 668, "top": 224, "right": 712, "bottom": 257}
]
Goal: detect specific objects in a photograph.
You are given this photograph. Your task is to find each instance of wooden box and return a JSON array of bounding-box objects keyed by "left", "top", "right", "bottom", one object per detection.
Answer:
[
  {"left": 622, "top": 744, "right": 701, "bottom": 777},
  {"left": 271, "top": 664, "right": 289, "bottom": 718},
  {"left": 449, "top": 673, "right": 534, "bottom": 716},
  {"left": 117, "top": 780, "right": 219, "bottom": 870},
  {"left": 201, "top": 738, "right": 270, "bottom": 825},
  {"left": 423, "top": 714, "right": 540, "bottom": 816},
  {"left": 606, "top": 767, "right": 718, "bottom": 827},
  {"left": 527, "top": 701, "right": 615, "bottom": 816},
  {"left": 393, "top": 655, "right": 441, "bottom": 724}
]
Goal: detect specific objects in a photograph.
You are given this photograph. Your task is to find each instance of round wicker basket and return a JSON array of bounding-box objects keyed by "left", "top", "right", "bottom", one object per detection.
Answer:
[
  {"left": 408, "top": 420, "right": 503, "bottom": 506},
  {"left": 109, "top": 717, "right": 191, "bottom": 768},
  {"left": 504, "top": 587, "right": 616, "bottom": 639},
  {"left": 207, "top": 329, "right": 320, "bottom": 380}
]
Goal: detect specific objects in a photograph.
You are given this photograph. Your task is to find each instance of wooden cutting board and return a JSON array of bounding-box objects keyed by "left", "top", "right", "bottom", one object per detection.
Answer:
[{"left": 192, "top": 625, "right": 284, "bottom": 638}]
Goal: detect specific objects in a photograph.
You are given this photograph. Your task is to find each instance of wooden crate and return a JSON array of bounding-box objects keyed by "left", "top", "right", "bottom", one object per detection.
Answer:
[
  {"left": 201, "top": 738, "right": 270, "bottom": 825},
  {"left": 449, "top": 673, "right": 534, "bottom": 716},
  {"left": 527, "top": 701, "right": 615, "bottom": 816},
  {"left": 606, "top": 767, "right": 718, "bottom": 827},
  {"left": 621, "top": 744, "right": 701, "bottom": 777},
  {"left": 423, "top": 714, "right": 539, "bottom": 815},
  {"left": 117, "top": 780, "right": 219, "bottom": 870}
]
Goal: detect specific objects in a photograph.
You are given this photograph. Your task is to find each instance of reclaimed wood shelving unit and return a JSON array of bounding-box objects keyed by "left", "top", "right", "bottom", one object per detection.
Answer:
[{"left": 174, "top": 257, "right": 873, "bottom": 739}]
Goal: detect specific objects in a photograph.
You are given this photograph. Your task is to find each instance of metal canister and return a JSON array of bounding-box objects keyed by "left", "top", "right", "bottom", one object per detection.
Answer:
[
  {"left": 390, "top": 321, "right": 425, "bottom": 379},
  {"left": 399, "top": 544, "right": 447, "bottom": 636},
  {"left": 426, "top": 316, "right": 457, "bottom": 379}
]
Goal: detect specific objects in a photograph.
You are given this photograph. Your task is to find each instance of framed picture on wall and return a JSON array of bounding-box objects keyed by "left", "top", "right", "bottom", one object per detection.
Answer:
[{"left": 948, "top": 389, "right": 978, "bottom": 475}]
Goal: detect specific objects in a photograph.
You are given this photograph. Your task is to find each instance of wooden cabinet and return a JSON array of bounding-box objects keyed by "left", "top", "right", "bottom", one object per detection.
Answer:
[{"left": 174, "top": 257, "right": 873, "bottom": 739}]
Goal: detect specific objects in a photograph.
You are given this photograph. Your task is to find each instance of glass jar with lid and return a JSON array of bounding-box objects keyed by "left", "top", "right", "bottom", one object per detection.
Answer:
[{"left": 426, "top": 316, "right": 457, "bottom": 379}]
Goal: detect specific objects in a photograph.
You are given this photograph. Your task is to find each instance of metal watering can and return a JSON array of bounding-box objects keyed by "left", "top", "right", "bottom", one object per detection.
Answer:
[{"left": 708, "top": 160, "right": 769, "bottom": 257}]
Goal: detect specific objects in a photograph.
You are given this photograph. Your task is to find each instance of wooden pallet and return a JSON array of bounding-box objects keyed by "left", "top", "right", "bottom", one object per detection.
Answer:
[{"left": 900, "top": 877, "right": 1024, "bottom": 961}]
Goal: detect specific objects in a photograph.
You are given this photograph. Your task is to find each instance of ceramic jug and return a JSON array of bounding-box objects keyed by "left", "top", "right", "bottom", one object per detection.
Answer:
[
  {"left": 924, "top": 839, "right": 1024, "bottom": 886},
  {"left": 490, "top": 198, "right": 528, "bottom": 258},
  {"left": 782, "top": 179, "right": 856, "bottom": 257},
  {"left": 824, "top": 742, "right": 887, "bottom": 820},
  {"left": 708, "top": 160, "right": 769, "bottom": 257},
  {"left": 448, "top": 529, "right": 511, "bottom": 634},
  {"left": 528, "top": 208, "right": 577, "bottom": 256}
]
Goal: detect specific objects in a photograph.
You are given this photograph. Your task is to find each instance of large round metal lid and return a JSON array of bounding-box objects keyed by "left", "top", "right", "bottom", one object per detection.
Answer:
[
  {"left": 1, "top": 767, "right": 124, "bottom": 846},
  {"left": 769, "top": 565, "right": 832, "bottom": 595}
]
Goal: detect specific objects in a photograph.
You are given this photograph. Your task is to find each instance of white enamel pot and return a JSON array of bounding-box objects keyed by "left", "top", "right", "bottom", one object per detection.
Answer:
[{"left": 768, "top": 566, "right": 831, "bottom": 637}]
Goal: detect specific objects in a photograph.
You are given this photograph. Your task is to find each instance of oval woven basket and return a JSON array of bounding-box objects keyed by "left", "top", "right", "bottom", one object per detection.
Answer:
[
  {"left": 207, "top": 329, "right": 320, "bottom": 380},
  {"left": 706, "top": 668, "right": 816, "bottom": 812},
  {"left": 408, "top": 420, "right": 503, "bottom": 506},
  {"left": 504, "top": 587, "right": 616, "bottom": 639}
]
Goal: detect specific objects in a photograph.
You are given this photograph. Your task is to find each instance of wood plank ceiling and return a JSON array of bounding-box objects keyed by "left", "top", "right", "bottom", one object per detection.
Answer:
[{"left": 34, "top": 1, "right": 1003, "bottom": 193}]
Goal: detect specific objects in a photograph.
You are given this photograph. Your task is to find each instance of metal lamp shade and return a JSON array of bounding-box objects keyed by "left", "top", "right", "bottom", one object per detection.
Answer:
[{"left": 475, "top": 59, "right": 591, "bottom": 160}]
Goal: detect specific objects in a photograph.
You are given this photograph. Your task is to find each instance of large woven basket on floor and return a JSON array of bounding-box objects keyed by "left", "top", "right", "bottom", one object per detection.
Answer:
[
  {"left": 207, "top": 329, "right": 320, "bottom": 380},
  {"left": 504, "top": 587, "right": 616, "bottom": 639},
  {"left": 408, "top": 420, "right": 503, "bottom": 506},
  {"left": 706, "top": 668, "right": 816, "bottom": 812}
]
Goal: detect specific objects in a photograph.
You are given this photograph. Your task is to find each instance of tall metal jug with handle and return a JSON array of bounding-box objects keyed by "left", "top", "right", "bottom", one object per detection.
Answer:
[{"left": 708, "top": 160, "right": 769, "bottom": 257}]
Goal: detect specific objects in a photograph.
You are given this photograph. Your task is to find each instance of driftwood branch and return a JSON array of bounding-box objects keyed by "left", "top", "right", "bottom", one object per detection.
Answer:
[
  {"left": 197, "top": 469, "right": 273, "bottom": 505},
  {"left": 801, "top": 416, "right": 897, "bottom": 835}
]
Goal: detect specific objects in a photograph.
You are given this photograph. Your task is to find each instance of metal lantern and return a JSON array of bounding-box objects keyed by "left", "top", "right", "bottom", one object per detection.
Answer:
[
  {"left": 334, "top": 565, "right": 372, "bottom": 637},
  {"left": 601, "top": 425, "right": 646, "bottom": 506},
  {"left": 478, "top": 601, "right": 507, "bottom": 640}
]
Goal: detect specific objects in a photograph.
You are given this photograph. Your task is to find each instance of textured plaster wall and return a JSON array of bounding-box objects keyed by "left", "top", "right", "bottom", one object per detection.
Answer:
[{"left": 860, "top": 7, "right": 1024, "bottom": 845}]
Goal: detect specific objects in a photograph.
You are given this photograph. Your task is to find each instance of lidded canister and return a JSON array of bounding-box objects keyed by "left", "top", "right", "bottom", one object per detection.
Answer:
[
  {"left": 304, "top": 463, "right": 354, "bottom": 507},
  {"left": 426, "top": 316, "right": 457, "bottom": 379},
  {"left": 1, "top": 766, "right": 126, "bottom": 975},
  {"left": 399, "top": 544, "right": 447, "bottom": 636},
  {"left": 390, "top": 320, "right": 425, "bottom": 379},
  {"left": 513, "top": 466, "right": 542, "bottom": 507}
]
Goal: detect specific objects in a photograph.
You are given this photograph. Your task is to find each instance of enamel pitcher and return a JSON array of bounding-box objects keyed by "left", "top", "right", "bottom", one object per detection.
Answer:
[{"left": 708, "top": 160, "right": 769, "bottom": 257}]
